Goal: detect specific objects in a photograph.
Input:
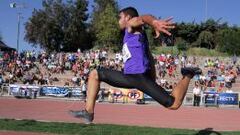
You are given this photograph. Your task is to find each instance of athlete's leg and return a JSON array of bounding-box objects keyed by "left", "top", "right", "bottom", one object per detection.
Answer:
[
  {"left": 168, "top": 67, "right": 202, "bottom": 110},
  {"left": 85, "top": 67, "right": 202, "bottom": 111},
  {"left": 85, "top": 69, "right": 100, "bottom": 113},
  {"left": 86, "top": 68, "right": 135, "bottom": 113},
  {"left": 167, "top": 76, "right": 191, "bottom": 110},
  {"left": 129, "top": 67, "right": 202, "bottom": 110},
  {"left": 69, "top": 67, "right": 201, "bottom": 123},
  {"left": 131, "top": 74, "right": 175, "bottom": 108},
  {"left": 69, "top": 68, "right": 114, "bottom": 123}
]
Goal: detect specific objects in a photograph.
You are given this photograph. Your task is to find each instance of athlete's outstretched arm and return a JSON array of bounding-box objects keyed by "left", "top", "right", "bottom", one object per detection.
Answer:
[{"left": 127, "top": 15, "right": 175, "bottom": 38}]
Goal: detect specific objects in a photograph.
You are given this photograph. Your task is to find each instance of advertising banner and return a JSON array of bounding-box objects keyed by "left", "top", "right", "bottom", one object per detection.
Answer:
[
  {"left": 218, "top": 93, "right": 239, "bottom": 105},
  {"left": 204, "top": 91, "right": 219, "bottom": 106},
  {"left": 9, "top": 84, "right": 40, "bottom": 98},
  {"left": 108, "top": 87, "right": 143, "bottom": 103},
  {"left": 40, "top": 86, "right": 69, "bottom": 97},
  {"left": 204, "top": 91, "right": 239, "bottom": 106},
  {"left": 69, "top": 87, "right": 82, "bottom": 97}
]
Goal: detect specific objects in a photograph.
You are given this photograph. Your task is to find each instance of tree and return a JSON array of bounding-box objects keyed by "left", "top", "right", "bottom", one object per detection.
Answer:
[
  {"left": 175, "top": 22, "right": 200, "bottom": 48},
  {"left": 145, "top": 26, "right": 157, "bottom": 49},
  {"left": 91, "top": 0, "right": 120, "bottom": 50},
  {"left": 200, "top": 19, "right": 219, "bottom": 33},
  {"left": 215, "top": 28, "right": 240, "bottom": 55},
  {"left": 196, "top": 31, "right": 214, "bottom": 49},
  {"left": 25, "top": 0, "right": 91, "bottom": 52},
  {"left": 62, "top": 0, "right": 92, "bottom": 51},
  {"left": 91, "top": 0, "right": 118, "bottom": 29},
  {"left": 176, "top": 38, "right": 188, "bottom": 51},
  {"left": 93, "top": 3, "right": 120, "bottom": 51}
]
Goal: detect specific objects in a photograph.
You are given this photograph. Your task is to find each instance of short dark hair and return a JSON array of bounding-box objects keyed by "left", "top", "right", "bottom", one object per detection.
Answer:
[{"left": 119, "top": 7, "right": 139, "bottom": 18}]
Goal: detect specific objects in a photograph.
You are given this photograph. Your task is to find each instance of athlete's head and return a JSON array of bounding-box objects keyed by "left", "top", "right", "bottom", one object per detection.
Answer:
[{"left": 118, "top": 7, "right": 139, "bottom": 30}]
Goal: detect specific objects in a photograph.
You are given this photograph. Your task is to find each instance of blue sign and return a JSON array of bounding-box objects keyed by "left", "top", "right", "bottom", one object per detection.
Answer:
[
  {"left": 218, "top": 93, "right": 239, "bottom": 105},
  {"left": 9, "top": 85, "right": 19, "bottom": 94},
  {"left": 204, "top": 91, "right": 219, "bottom": 105},
  {"left": 69, "top": 87, "right": 82, "bottom": 96},
  {"left": 9, "top": 85, "right": 40, "bottom": 98},
  {"left": 40, "top": 86, "right": 69, "bottom": 97},
  {"left": 204, "top": 92, "right": 239, "bottom": 106}
]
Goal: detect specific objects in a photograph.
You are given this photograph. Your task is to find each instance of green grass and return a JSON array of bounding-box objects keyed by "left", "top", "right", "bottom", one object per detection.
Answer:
[
  {"left": 186, "top": 47, "right": 229, "bottom": 57},
  {"left": 151, "top": 46, "right": 229, "bottom": 57},
  {"left": 0, "top": 119, "right": 240, "bottom": 135},
  {"left": 152, "top": 46, "right": 179, "bottom": 55}
]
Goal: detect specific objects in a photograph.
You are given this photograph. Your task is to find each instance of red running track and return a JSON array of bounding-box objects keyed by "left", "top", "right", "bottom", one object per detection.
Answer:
[{"left": 0, "top": 97, "right": 240, "bottom": 131}]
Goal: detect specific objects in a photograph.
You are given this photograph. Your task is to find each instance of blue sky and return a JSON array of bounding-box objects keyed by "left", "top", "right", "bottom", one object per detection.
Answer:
[{"left": 0, "top": 0, "right": 240, "bottom": 51}]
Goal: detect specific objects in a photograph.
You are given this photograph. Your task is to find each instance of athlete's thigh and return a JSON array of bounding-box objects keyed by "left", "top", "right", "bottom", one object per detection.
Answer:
[
  {"left": 131, "top": 75, "right": 174, "bottom": 107},
  {"left": 97, "top": 68, "right": 135, "bottom": 89}
]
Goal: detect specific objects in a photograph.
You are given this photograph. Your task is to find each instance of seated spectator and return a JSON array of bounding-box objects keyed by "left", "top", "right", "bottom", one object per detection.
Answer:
[
  {"left": 225, "top": 72, "right": 232, "bottom": 89},
  {"left": 8, "top": 72, "right": 15, "bottom": 84},
  {"left": 38, "top": 73, "right": 47, "bottom": 85},
  {"left": 72, "top": 73, "right": 80, "bottom": 86},
  {"left": 160, "top": 78, "right": 167, "bottom": 87},
  {"left": 217, "top": 82, "right": 224, "bottom": 93},
  {"left": 167, "top": 65, "right": 175, "bottom": 78},
  {"left": 23, "top": 72, "right": 34, "bottom": 84},
  {"left": 64, "top": 82, "right": 70, "bottom": 86}
]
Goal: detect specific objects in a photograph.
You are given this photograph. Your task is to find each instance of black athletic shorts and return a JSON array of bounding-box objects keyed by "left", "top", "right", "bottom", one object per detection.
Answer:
[{"left": 96, "top": 67, "right": 174, "bottom": 107}]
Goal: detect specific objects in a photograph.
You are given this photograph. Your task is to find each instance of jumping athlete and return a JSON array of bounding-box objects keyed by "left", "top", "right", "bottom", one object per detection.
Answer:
[{"left": 69, "top": 7, "right": 202, "bottom": 124}]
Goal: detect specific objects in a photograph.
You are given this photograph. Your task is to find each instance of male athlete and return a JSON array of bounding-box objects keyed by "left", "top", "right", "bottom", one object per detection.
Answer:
[{"left": 69, "top": 7, "right": 202, "bottom": 124}]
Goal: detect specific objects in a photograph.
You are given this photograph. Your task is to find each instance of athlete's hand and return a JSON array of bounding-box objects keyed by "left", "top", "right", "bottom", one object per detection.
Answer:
[{"left": 152, "top": 17, "right": 175, "bottom": 38}]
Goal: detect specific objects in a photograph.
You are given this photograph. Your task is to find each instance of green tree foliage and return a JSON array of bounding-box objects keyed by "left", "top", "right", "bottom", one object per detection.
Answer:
[
  {"left": 96, "top": 5, "right": 120, "bottom": 48},
  {"left": 91, "top": 0, "right": 118, "bottom": 30},
  {"left": 196, "top": 31, "right": 214, "bottom": 49},
  {"left": 174, "top": 22, "right": 200, "bottom": 48},
  {"left": 145, "top": 26, "right": 160, "bottom": 49},
  {"left": 62, "top": 0, "right": 92, "bottom": 51},
  {"left": 200, "top": 19, "right": 219, "bottom": 33},
  {"left": 173, "top": 18, "right": 240, "bottom": 55},
  {"left": 25, "top": 0, "right": 91, "bottom": 52},
  {"left": 215, "top": 28, "right": 240, "bottom": 54},
  {"left": 93, "top": 0, "right": 117, "bottom": 13},
  {"left": 91, "top": 0, "right": 121, "bottom": 51},
  {"left": 176, "top": 38, "right": 188, "bottom": 51}
]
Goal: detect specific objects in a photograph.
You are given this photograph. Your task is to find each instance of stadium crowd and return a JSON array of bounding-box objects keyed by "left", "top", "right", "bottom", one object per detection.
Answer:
[{"left": 0, "top": 50, "right": 239, "bottom": 95}]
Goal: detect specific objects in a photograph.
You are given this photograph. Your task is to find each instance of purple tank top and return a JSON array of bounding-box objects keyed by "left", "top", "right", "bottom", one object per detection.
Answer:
[{"left": 122, "top": 29, "right": 150, "bottom": 74}]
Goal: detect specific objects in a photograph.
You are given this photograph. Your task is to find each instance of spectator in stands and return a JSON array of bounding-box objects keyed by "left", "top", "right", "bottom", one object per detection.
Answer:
[
  {"left": 217, "top": 81, "right": 224, "bottom": 93},
  {"left": 38, "top": 73, "right": 47, "bottom": 85},
  {"left": 81, "top": 79, "right": 87, "bottom": 99},
  {"left": 72, "top": 73, "right": 80, "bottom": 86},
  {"left": 8, "top": 72, "right": 15, "bottom": 84},
  {"left": 193, "top": 81, "right": 201, "bottom": 106},
  {"left": 23, "top": 72, "right": 34, "bottom": 84},
  {"left": 0, "top": 73, "right": 4, "bottom": 86},
  {"left": 225, "top": 72, "right": 232, "bottom": 89},
  {"left": 167, "top": 65, "right": 172, "bottom": 78}
]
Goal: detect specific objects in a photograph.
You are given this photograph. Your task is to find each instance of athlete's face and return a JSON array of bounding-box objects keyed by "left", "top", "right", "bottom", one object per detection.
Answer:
[{"left": 118, "top": 12, "right": 130, "bottom": 30}]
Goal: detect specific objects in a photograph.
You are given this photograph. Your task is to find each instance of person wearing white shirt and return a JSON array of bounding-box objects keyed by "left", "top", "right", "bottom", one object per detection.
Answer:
[
  {"left": 226, "top": 89, "right": 233, "bottom": 93},
  {"left": 193, "top": 82, "right": 201, "bottom": 106}
]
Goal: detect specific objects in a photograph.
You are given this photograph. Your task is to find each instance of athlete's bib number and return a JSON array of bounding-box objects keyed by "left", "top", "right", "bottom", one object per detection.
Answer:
[{"left": 122, "top": 43, "right": 131, "bottom": 63}]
